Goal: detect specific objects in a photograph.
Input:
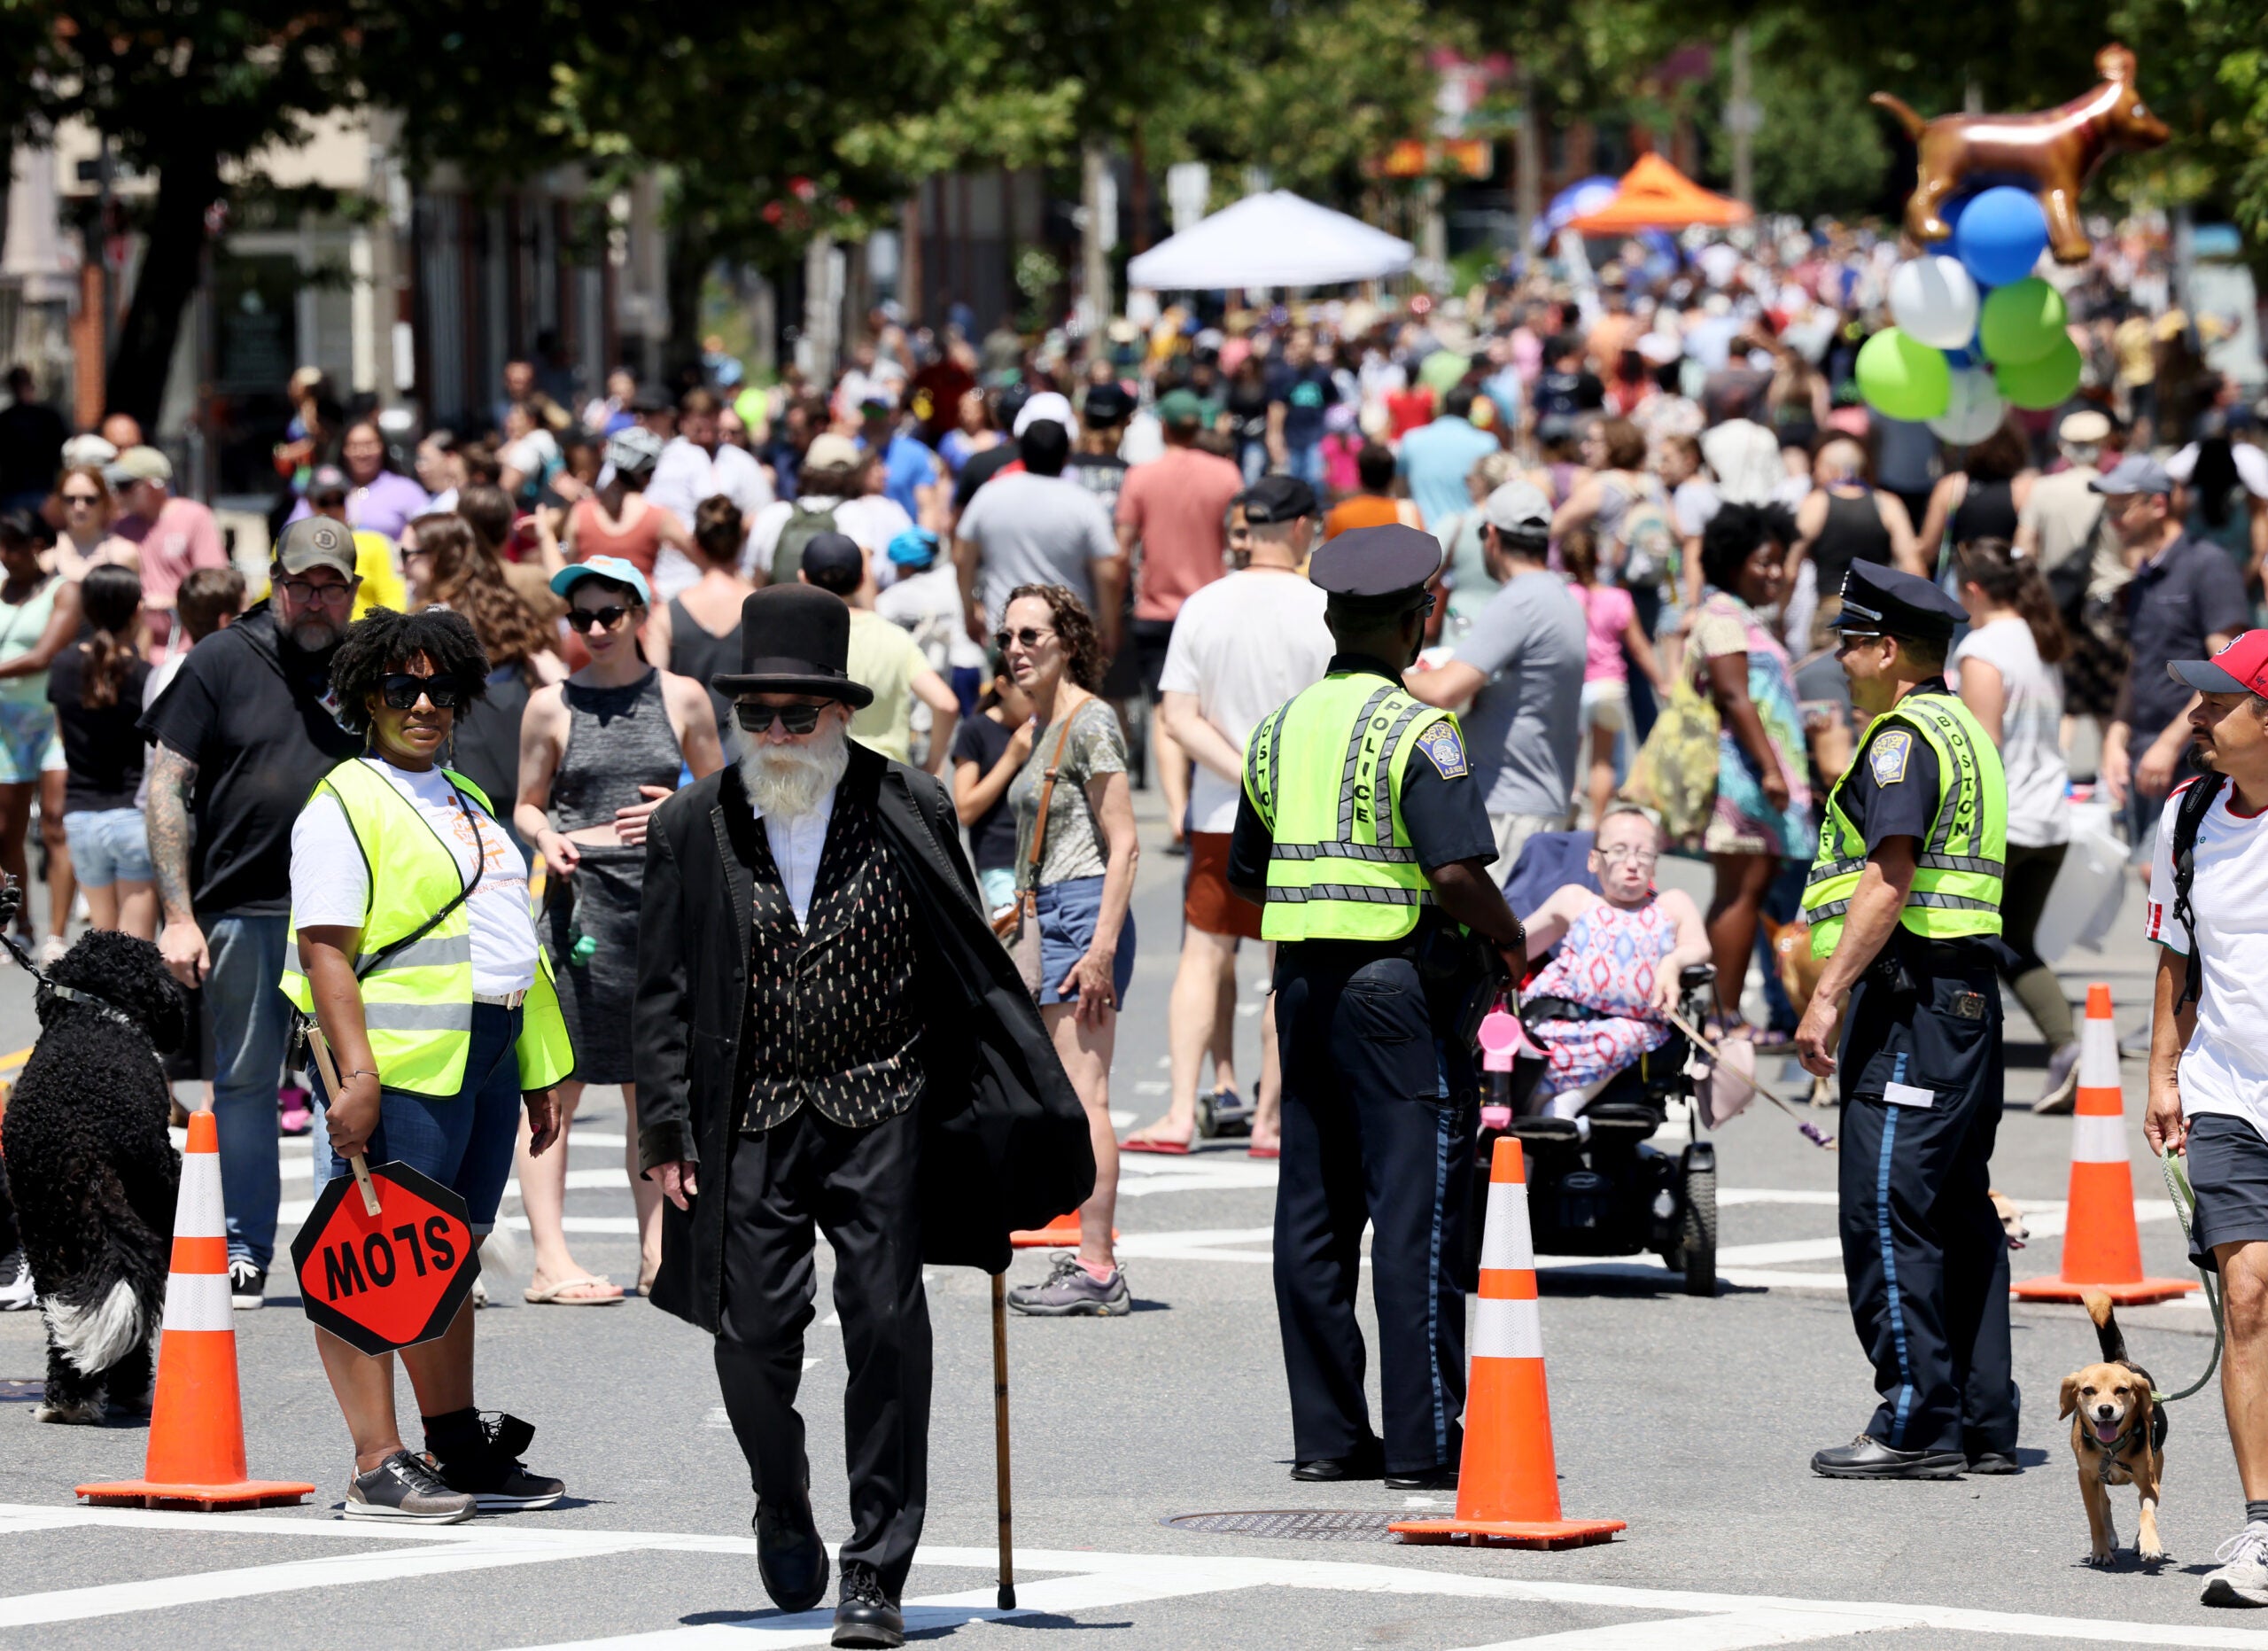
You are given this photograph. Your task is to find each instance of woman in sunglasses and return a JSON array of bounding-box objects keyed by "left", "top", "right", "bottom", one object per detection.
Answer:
[
  {"left": 284, "top": 605, "right": 574, "bottom": 1520},
  {"left": 513, "top": 556, "right": 722, "bottom": 1304},
  {"left": 50, "top": 465, "right": 139, "bottom": 586}
]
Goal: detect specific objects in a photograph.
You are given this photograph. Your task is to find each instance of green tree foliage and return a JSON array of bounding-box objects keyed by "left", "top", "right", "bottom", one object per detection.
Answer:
[{"left": 1700, "top": 16, "right": 1888, "bottom": 219}]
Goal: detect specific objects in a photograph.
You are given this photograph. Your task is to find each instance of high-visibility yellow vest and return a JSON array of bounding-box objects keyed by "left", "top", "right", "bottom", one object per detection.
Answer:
[
  {"left": 1800, "top": 690, "right": 2007, "bottom": 957},
  {"left": 1242, "top": 671, "right": 1457, "bottom": 944},
  {"left": 281, "top": 758, "right": 574, "bottom": 1099}
]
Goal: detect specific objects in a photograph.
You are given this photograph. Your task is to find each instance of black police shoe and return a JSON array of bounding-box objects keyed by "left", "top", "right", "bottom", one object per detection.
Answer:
[
  {"left": 755, "top": 1496, "right": 829, "bottom": 1615},
  {"left": 1966, "top": 1451, "right": 2021, "bottom": 1475},
  {"left": 832, "top": 1562, "right": 905, "bottom": 1649},
  {"left": 428, "top": 1412, "right": 565, "bottom": 1510},
  {"left": 1291, "top": 1438, "right": 1385, "bottom": 1482},
  {"left": 1386, "top": 1464, "right": 1459, "bottom": 1491},
  {"left": 1810, "top": 1434, "right": 1967, "bottom": 1479}
]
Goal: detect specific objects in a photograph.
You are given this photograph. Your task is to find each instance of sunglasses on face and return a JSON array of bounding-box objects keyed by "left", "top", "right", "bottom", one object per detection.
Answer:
[
  {"left": 994, "top": 626, "right": 1057, "bottom": 653},
  {"left": 1834, "top": 630, "right": 1884, "bottom": 658},
  {"left": 565, "top": 604, "right": 632, "bottom": 632},
  {"left": 60, "top": 492, "right": 101, "bottom": 506},
  {"left": 379, "top": 674, "right": 465, "bottom": 710},
  {"left": 735, "top": 702, "right": 826, "bottom": 735}
]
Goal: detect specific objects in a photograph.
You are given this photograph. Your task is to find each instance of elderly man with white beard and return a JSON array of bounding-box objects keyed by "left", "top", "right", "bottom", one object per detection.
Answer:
[{"left": 633, "top": 584, "right": 1092, "bottom": 1650}]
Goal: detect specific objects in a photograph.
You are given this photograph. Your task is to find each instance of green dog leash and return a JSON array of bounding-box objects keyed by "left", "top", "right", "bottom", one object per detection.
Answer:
[{"left": 2153, "top": 1146, "right": 2225, "bottom": 1404}]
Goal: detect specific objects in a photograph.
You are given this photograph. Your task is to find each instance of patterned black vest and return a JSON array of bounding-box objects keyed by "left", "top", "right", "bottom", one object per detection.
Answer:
[{"left": 737, "top": 788, "right": 924, "bottom": 1133}]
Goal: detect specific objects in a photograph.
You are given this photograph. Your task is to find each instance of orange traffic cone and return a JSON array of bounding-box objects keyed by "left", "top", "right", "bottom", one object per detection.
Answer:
[
  {"left": 1010, "top": 1211, "right": 1119, "bottom": 1249},
  {"left": 77, "top": 1110, "right": 315, "bottom": 1510},
  {"left": 1391, "top": 1138, "right": 1625, "bottom": 1549},
  {"left": 2012, "top": 984, "right": 2196, "bottom": 1306}
]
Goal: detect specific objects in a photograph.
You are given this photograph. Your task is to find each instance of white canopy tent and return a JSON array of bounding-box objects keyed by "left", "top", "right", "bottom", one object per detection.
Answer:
[{"left": 1126, "top": 190, "right": 1413, "bottom": 291}]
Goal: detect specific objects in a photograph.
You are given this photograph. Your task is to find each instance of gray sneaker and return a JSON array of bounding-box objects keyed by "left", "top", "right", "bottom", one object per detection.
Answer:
[
  {"left": 2033, "top": 1042, "right": 2083, "bottom": 1113},
  {"left": 1006, "top": 1252, "right": 1130, "bottom": 1317},
  {"left": 345, "top": 1450, "right": 478, "bottom": 1523},
  {"left": 2203, "top": 1523, "right": 2268, "bottom": 1606}
]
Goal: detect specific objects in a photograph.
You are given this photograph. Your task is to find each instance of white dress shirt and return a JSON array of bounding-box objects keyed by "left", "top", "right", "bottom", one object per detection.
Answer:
[{"left": 753, "top": 787, "right": 836, "bottom": 929}]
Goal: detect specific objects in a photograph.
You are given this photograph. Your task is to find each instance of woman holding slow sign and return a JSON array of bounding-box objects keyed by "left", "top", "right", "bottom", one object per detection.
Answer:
[{"left": 284, "top": 606, "right": 575, "bottom": 1522}]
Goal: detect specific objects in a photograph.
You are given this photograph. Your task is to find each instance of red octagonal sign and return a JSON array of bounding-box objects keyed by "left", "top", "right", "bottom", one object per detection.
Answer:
[{"left": 291, "top": 1160, "right": 481, "bottom": 1355}]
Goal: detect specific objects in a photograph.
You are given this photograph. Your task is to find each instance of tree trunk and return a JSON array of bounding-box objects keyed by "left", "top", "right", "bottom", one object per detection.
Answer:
[
  {"left": 105, "top": 146, "right": 221, "bottom": 430},
  {"left": 662, "top": 211, "right": 713, "bottom": 387}
]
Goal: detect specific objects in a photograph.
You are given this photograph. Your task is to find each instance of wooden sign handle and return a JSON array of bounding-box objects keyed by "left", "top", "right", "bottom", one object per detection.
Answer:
[{"left": 306, "top": 1027, "right": 382, "bottom": 1217}]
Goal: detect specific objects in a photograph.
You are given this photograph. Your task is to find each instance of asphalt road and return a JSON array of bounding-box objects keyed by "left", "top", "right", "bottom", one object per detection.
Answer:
[{"left": 0, "top": 797, "right": 2258, "bottom": 1650}]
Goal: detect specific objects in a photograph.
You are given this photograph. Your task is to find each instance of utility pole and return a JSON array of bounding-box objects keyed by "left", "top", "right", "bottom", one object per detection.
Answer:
[
  {"left": 1515, "top": 62, "right": 1542, "bottom": 259},
  {"left": 1080, "top": 144, "right": 1113, "bottom": 337},
  {"left": 1728, "top": 27, "right": 1757, "bottom": 208}
]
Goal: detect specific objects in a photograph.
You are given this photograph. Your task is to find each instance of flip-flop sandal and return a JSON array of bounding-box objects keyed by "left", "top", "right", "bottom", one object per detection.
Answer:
[
  {"left": 1121, "top": 1135, "right": 1192, "bottom": 1155},
  {"left": 524, "top": 1274, "right": 623, "bottom": 1304}
]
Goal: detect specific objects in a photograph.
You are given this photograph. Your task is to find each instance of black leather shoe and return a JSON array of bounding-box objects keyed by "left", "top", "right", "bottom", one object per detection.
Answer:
[
  {"left": 755, "top": 1498, "right": 829, "bottom": 1614},
  {"left": 832, "top": 1562, "right": 905, "bottom": 1649},
  {"left": 1966, "top": 1451, "right": 2021, "bottom": 1475},
  {"left": 1810, "top": 1434, "right": 1966, "bottom": 1479},
  {"left": 1291, "top": 1439, "right": 1385, "bottom": 1482},
  {"left": 1385, "top": 1464, "right": 1458, "bottom": 1491}
]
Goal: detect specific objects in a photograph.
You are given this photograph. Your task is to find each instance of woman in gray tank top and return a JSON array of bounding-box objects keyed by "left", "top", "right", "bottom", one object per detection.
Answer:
[{"left": 513, "top": 558, "right": 724, "bottom": 1303}]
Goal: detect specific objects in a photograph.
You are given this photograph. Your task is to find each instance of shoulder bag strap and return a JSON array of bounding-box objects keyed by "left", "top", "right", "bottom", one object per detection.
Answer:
[
  {"left": 1021, "top": 713, "right": 1079, "bottom": 881},
  {"left": 2172, "top": 772, "right": 2227, "bottom": 1010},
  {"left": 353, "top": 782, "right": 486, "bottom": 981}
]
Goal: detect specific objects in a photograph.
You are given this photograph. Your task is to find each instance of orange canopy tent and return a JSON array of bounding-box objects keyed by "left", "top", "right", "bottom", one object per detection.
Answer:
[{"left": 1565, "top": 154, "right": 1751, "bottom": 234}]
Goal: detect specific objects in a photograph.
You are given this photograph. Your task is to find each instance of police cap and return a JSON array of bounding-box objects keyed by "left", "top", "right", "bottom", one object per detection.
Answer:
[
  {"left": 1308, "top": 524, "right": 1444, "bottom": 602},
  {"left": 1829, "top": 561, "right": 1965, "bottom": 645},
  {"left": 1242, "top": 474, "right": 1317, "bottom": 525}
]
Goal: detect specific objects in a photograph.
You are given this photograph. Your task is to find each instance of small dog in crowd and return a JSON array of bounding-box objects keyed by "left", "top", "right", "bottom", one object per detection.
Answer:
[
  {"left": 0, "top": 907, "right": 189, "bottom": 1424},
  {"left": 2062, "top": 1288, "right": 2166, "bottom": 1566}
]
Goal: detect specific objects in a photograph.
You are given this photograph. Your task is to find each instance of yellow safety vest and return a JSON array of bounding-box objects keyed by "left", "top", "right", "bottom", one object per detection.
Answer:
[
  {"left": 281, "top": 759, "right": 574, "bottom": 1099},
  {"left": 1242, "top": 671, "right": 1460, "bottom": 944},
  {"left": 1800, "top": 690, "right": 2007, "bottom": 958}
]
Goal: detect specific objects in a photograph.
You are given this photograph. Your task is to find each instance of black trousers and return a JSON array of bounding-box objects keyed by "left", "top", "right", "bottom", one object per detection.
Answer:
[
  {"left": 1836, "top": 954, "right": 2016, "bottom": 1456},
  {"left": 713, "top": 1105, "right": 930, "bottom": 1594},
  {"left": 1272, "top": 946, "right": 1473, "bottom": 1475}
]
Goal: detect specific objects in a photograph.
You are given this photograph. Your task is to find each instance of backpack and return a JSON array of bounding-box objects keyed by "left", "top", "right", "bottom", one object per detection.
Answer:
[
  {"left": 2171, "top": 769, "right": 2229, "bottom": 1009},
  {"left": 769, "top": 501, "right": 839, "bottom": 586},
  {"left": 1604, "top": 475, "right": 1681, "bottom": 595}
]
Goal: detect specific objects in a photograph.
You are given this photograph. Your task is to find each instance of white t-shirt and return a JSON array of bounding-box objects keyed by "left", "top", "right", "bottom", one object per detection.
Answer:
[
  {"left": 1156, "top": 568, "right": 1333, "bottom": 834},
  {"left": 291, "top": 759, "right": 539, "bottom": 998},
  {"left": 1949, "top": 616, "right": 2070, "bottom": 847},
  {"left": 748, "top": 493, "right": 913, "bottom": 587},
  {"left": 2146, "top": 782, "right": 2268, "bottom": 1140}
]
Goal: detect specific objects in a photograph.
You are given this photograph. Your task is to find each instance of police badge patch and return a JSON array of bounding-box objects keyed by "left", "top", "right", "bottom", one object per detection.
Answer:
[
  {"left": 1868, "top": 728, "right": 1913, "bottom": 785},
  {"left": 1416, "top": 720, "right": 1468, "bottom": 778}
]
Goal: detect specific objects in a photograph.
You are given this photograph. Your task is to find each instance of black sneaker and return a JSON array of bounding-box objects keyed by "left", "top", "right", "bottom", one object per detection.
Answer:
[
  {"left": 229, "top": 1258, "right": 266, "bottom": 1311},
  {"left": 432, "top": 1412, "right": 565, "bottom": 1511},
  {"left": 345, "top": 1451, "right": 477, "bottom": 1523},
  {"left": 833, "top": 1562, "right": 905, "bottom": 1648}
]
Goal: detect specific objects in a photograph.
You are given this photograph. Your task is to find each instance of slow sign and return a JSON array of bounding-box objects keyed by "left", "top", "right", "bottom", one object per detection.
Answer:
[{"left": 290, "top": 1159, "right": 481, "bottom": 1355}]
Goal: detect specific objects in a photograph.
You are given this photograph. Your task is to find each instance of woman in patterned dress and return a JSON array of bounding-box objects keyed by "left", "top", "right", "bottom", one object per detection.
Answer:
[{"left": 1519, "top": 806, "right": 1713, "bottom": 1116}]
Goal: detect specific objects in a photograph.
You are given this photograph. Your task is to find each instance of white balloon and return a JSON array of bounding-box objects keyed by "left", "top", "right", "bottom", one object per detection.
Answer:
[
  {"left": 1928, "top": 366, "right": 2005, "bottom": 445},
  {"left": 1888, "top": 256, "right": 1980, "bottom": 352}
]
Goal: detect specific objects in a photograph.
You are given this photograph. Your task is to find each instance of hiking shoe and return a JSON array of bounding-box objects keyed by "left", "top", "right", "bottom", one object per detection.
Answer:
[
  {"left": 2205, "top": 1524, "right": 2268, "bottom": 1605},
  {"left": 0, "top": 1249, "right": 35, "bottom": 1311},
  {"left": 2033, "top": 1042, "right": 2082, "bottom": 1113},
  {"left": 833, "top": 1562, "right": 905, "bottom": 1648},
  {"left": 229, "top": 1259, "right": 266, "bottom": 1310},
  {"left": 432, "top": 1412, "right": 564, "bottom": 1510},
  {"left": 345, "top": 1451, "right": 477, "bottom": 1523},
  {"left": 1006, "top": 1252, "right": 1130, "bottom": 1317}
]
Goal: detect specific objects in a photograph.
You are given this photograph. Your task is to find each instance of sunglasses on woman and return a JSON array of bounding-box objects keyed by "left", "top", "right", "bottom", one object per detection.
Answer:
[
  {"left": 379, "top": 674, "right": 467, "bottom": 710},
  {"left": 734, "top": 702, "right": 826, "bottom": 735},
  {"left": 565, "top": 604, "right": 633, "bottom": 632},
  {"left": 60, "top": 491, "right": 102, "bottom": 507},
  {"left": 994, "top": 626, "right": 1056, "bottom": 652}
]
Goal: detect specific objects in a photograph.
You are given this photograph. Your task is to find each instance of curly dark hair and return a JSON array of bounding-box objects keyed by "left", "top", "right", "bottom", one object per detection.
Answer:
[
  {"left": 1700, "top": 502, "right": 1775, "bottom": 594},
  {"left": 1001, "top": 582, "right": 1104, "bottom": 691},
  {"left": 328, "top": 606, "right": 492, "bottom": 735}
]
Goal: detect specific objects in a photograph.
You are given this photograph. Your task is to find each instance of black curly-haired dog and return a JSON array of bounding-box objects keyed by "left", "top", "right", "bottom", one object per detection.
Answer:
[{"left": 0, "top": 920, "right": 190, "bottom": 1423}]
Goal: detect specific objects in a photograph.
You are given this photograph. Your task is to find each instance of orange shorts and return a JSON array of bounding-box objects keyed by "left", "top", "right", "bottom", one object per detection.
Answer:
[{"left": 1184, "top": 831, "right": 1263, "bottom": 940}]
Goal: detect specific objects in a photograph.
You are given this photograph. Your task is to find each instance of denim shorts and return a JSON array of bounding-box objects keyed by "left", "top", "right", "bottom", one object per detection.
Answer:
[
  {"left": 1035, "top": 874, "right": 1137, "bottom": 1009},
  {"left": 320, "top": 1003, "right": 525, "bottom": 1234},
  {"left": 0, "top": 700, "right": 53, "bottom": 784},
  {"left": 63, "top": 806, "right": 153, "bottom": 887}
]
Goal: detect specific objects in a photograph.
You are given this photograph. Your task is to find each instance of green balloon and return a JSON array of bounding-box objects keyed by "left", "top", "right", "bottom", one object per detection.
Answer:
[
  {"left": 1978, "top": 277, "right": 2069, "bottom": 366},
  {"left": 1993, "top": 336, "right": 2084, "bottom": 409},
  {"left": 1418, "top": 350, "right": 1470, "bottom": 394},
  {"left": 1855, "top": 328, "right": 1952, "bottom": 422}
]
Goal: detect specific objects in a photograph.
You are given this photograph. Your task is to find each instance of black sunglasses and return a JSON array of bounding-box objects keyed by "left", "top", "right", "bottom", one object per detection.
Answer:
[
  {"left": 379, "top": 674, "right": 466, "bottom": 710},
  {"left": 565, "top": 604, "right": 633, "bottom": 632},
  {"left": 735, "top": 702, "right": 826, "bottom": 735}
]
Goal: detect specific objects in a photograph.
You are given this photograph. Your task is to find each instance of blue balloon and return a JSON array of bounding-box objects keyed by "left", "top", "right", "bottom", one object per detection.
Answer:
[
  {"left": 1952, "top": 187, "right": 2049, "bottom": 289},
  {"left": 1944, "top": 347, "right": 1974, "bottom": 370}
]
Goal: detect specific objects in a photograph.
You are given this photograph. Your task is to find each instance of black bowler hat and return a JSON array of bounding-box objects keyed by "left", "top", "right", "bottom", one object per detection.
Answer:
[{"left": 710, "top": 585, "right": 874, "bottom": 707}]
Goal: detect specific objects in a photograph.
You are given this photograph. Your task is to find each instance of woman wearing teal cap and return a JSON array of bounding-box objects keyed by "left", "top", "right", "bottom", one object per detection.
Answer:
[{"left": 512, "top": 555, "right": 723, "bottom": 1303}]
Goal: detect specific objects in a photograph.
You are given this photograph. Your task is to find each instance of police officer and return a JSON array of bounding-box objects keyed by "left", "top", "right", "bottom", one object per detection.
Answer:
[
  {"left": 1228, "top": 524, "right": 1526, "bottom": 1488},
  {"left": 1795, "top": 563, "right": 2016, "bottom": 1479}
]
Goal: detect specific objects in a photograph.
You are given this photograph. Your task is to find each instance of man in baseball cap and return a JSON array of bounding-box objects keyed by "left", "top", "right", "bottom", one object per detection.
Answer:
[{"left": 2170, "top": 629, "right": 2268, "bottom": 699}]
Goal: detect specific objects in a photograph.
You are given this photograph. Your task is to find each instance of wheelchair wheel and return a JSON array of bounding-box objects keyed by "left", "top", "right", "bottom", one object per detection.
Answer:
[{"left": 1680, "top": 1149, "right": 1717, "bottom": 1297}]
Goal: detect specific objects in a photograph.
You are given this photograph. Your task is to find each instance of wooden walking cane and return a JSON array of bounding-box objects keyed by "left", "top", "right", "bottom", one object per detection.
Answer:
[
  {"left": 990, "top": 1271, "right": 1015, "bottom": 1611},
  {"left": 305, "top": 1028, "right": 383, "bottom": 1216}
]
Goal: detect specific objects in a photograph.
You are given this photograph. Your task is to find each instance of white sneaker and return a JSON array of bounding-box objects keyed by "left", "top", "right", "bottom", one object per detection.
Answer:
[
  {"left": 36, "top": 934, "right": 66, "bottom": 970},
  {"left": 229, "top": 1258, "right": 266, "bottom": 1310},
  {"left": 0, "top": 1250, "right": 35, "bottom": 1311},
  {"left": 2203, "top": 1523, "right": 2268, "bottom": 1606}
]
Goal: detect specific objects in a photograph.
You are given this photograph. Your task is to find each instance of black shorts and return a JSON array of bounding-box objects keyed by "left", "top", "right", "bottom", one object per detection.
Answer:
[
  {"left": 2183, "top": 1112, "right": 2268, "bottom": 1271},
  {"left": 1132, "top": 618, "right": 1176, "bottom": 701}
]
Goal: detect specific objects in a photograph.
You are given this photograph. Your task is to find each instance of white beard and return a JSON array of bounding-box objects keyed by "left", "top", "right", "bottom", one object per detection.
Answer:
[{"left": 738, "top": 721, "right": 849, "bottom": 819}]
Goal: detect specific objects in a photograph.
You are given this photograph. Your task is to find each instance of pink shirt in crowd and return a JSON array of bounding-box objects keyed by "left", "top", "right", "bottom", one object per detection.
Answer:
[
  {"left": 1574, "top": 582, "right": 1633, "bottom": 685},
  {"left": 1115, "top": 444, "right": 1245, "bottom": 623},
  {"left": 113, "top": 496, "right": 229, "bottom": 646}
]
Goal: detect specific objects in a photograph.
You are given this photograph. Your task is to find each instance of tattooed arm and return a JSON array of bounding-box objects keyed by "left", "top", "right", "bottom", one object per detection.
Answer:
[{"left": 147, "top": 744, "right": 208, "bottom": 986}]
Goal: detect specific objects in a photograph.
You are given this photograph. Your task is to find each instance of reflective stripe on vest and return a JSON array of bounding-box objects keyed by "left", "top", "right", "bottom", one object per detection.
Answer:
[
  {"left": 1242, "top": 674, "right": 1454, "bottom": 943},
  {"left": 1799, "top": 691, "right": 2008, "bottom": 956}
]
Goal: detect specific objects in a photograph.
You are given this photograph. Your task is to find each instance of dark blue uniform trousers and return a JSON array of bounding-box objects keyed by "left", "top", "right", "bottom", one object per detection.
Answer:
[
  {"left": 1836, "top": 957, "right": 2017, "bottom": 1456},
  {"left": 1272, "top": 947, "right": 1473, "bottom": 1475}
]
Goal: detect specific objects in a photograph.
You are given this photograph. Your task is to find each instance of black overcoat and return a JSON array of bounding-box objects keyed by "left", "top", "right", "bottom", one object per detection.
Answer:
[{"left": 633, "top": 744, "right": 1094, "bottom": 1331}]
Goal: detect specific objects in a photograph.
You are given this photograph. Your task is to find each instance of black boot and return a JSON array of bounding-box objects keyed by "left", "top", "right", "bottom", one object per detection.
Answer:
[{"left": 833, "top": 1561, "right": 905, "bottom": 1649}]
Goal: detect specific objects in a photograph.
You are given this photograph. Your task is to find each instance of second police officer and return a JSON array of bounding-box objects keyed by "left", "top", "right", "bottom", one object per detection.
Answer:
[
  {"left": 1795, "top": 562, "right": 2017, "bottom": 1480},
  {"left": 1228, "top": 524, "right": 1527, "bottom": 1488}
]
